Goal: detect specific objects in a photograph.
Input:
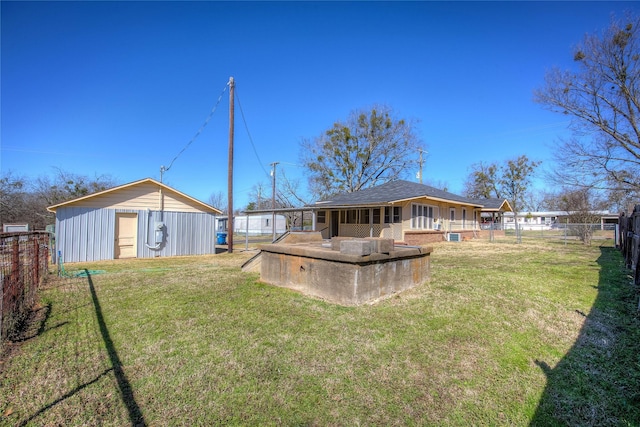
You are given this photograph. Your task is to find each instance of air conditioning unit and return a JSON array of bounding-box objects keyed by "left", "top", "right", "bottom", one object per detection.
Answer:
[{"left": 447, "top": 233, "right": 461, "bottom": 242}]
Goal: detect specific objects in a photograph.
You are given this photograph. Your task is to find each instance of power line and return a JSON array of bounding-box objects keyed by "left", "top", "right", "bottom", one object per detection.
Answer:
[
  {"left": 234, "top": 88, "right": 271, "bottom": 180},
  {"left": 162, "top": 81, "right": 230, "bottom": 178}
]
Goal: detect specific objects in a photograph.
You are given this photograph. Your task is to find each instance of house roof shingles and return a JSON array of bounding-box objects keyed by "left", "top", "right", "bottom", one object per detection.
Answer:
[
  {"left": 310, "top": 180, "right": 483, "bottom": 208},
  {"left": 470, "top": 198, "right": 513, "bottom": 212}
]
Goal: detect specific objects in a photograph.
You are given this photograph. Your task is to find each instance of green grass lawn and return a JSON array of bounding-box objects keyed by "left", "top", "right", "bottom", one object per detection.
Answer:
[{"left": 1, "top": 239, "right": 639, "bottom": 426}]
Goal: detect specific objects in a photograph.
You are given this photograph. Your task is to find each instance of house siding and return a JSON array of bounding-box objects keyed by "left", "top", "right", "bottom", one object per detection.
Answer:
[
  {"left": 314, "top": 200, "right": 481, "bottom": 243},
  {"left": 58, "top": 182, "right": 212, "bottom": 213}
]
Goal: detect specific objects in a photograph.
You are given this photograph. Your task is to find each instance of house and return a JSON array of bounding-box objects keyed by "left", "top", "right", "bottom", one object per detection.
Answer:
[
  {"left": 503, "top": 210, "right": 618, "bottom": 230},
  {"left": 215, "top": 214, "right": 287, "bottom": 236},
  {"left": 2, "top": 223, "right": 30, "bottom": 232},
  {"left": 307, "top": 180, "right": 511, "bottom": 244},
  {"left": 47, "top": 178, "right": 222, "bottom": 262}
]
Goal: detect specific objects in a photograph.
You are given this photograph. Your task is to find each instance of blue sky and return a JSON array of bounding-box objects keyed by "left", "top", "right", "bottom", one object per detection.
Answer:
[{"left": 2, "top": 1, "right": 639, "bottom": 209}]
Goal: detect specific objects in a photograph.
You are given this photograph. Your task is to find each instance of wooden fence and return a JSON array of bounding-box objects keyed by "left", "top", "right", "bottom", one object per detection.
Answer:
[
  {"left": 0, "top": 231, "right": 50, "bottom": 346},
  {"left": 619, "top": 206, "right": 640, "bottom": 310}
]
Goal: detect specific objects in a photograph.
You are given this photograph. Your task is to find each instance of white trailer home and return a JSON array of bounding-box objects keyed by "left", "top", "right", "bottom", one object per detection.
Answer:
[{"left": 216, "top": 214, "right": 287, "bottom": 236}]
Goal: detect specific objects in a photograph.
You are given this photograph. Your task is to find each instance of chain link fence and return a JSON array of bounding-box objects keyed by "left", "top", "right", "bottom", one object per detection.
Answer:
[
  {"left": 480, "top": 222, "right": 617, "bottom": 244},
  {"left": 503, "top": 223, "right": 617, "bottom": 243},
  {"left": 1, "top": 231, "right": 50, "bottom": 346}
]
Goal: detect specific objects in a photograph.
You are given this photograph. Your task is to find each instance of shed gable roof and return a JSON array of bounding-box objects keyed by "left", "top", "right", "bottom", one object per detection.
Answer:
[
  {"left": 310, "top": 180, "right": 483, "bottom": 208},
  {"left": 47, "top": 178, "right": 222, "bottom": 214}
]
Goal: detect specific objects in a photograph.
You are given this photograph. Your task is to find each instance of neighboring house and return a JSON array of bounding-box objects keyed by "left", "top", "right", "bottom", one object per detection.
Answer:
[
  {"left": 47, "top": 178, "right": 222, "bottom": 262},
  {"left": 216, "top": 214, "right": 287, "bottom": 235},
  {"left": 307, "top": 180, "right": 511, "bottom": 244},
  {"left": 503, "top": 210, "right": 618, "bottom": 230},
  {"left": 2, "top": 223, "right": 30, "bottom": 232}
]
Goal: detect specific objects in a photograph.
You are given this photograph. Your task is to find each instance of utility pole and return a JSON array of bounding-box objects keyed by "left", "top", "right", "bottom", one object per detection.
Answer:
[
  {"left": 160, "top": 166, "right": 166, "bottom": 183},
  {"left": 417, "top": 149, "right": 427, "bottom": 184},
  {"left": 271, "top": 161, "right": 279, "bottom": 241},
  {"left": 227, "top": 77, "right": 235, "bottom": 253}
]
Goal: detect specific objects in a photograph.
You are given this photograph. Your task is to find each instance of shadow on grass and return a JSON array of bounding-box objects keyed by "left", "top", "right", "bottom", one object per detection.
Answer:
[
  {"left": 18, "top": 271, "right": 147, "bottom": 426},
  {"left": 85, "top": 269, "right": 147, "bottom": 427},
  {"left": 530, "top": 247, "right": 640, "bottom": 426},
  {"left": 18, "top": 368, "right": 114, "bottom": 426}
]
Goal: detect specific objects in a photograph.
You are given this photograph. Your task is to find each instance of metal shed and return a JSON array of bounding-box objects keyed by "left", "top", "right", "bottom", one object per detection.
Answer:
[{"left": 47, "top": 178, "right": 222, "bottom": 263}]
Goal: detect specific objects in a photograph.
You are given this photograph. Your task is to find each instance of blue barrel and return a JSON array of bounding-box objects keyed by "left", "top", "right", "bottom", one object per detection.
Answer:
[{"left": 216, "top": 232, "right": 227, "bottom": 245}]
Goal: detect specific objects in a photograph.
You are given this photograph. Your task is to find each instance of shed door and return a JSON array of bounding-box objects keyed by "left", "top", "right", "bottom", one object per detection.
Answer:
[{"left": 115, "top": 213, "right": 138, "bottom": 259}]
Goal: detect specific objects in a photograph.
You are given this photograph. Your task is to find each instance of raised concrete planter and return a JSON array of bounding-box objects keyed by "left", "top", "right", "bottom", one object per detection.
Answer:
[{"left": 259, "top": 239, "right": 432, "bottom": 306}]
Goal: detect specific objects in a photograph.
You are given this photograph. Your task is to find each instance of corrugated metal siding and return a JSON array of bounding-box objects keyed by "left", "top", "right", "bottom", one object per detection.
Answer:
[
  {"left": 56, "top": 207, "right": 115, "bottom": 263},
  {"left": 56, "top": 207, "right": 216, "bottom": 263},
  {"left": 138, "top": 210, "right": 216, "bottom": 258}
]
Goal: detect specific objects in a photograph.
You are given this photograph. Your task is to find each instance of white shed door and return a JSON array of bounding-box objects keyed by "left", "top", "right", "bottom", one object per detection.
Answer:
[{"left": 115, "top": 213, "right": 138, "bottom": 259}]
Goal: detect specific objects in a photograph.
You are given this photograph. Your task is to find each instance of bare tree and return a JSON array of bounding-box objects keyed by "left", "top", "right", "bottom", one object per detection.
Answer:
[
  {"left": 277, "top": 170, "right": 309, "bottom": 208},
  {"left": 300, "top": 105, "right": 424, "bottom": 200},
  {"left": 553, "top": 188, "right": 607, "bottom": 245},
  {"left": 1, "top": 168, "right": 117, "bottom": 230},
  {"left": 245, "top": 182, "right": 271, "bottom": 211},
  {"left": 208, "top": 191, "right": 228, "bottom": 214},
  {"left": 423, "top": 178, "right": 450, "bottom": 192},
  {"left": 0, "top": 171, "right": 38, "bottom": 228},
  {"left": 535, "top": 13, "right": 640, "bottom": 198}
]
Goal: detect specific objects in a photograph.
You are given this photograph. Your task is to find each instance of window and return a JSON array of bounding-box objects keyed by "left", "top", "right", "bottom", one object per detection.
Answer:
[
  {"left": 317, "top": 211, "right": 326, "bottom": 223},
  {"left": 384, "top": 206, "right": 401, "bottom": 223},
  {"left": 265, "top": 218, "right": 270, "bottom": 227},
  {"left": 347, "top": 210, "right": 357, "bottom": 224},
  {"left": 343, "top": 209, "right": 369, "bottom": 224},
  {"left": 462, "top": 208, "right": 467, "bottom": 227},
  {"left": 411, "top": 203, "right": 437, "bottom": 229},
  {"left": 373, "top": 208, "right": 381, "bottom": 224},
  {"left": 360, "top": 209, "right": 370, "bottom": 224},
  {"left": 450, "top": 208, "right": 456, "bottom": 222}
]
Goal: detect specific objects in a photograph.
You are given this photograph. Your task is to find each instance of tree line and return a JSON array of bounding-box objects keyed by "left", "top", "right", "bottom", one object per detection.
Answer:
[
  {"left": 0, "top": 169, "right": 117, "bottom": 230},
  {"left": 3, "top": 13, "right": 638, "bottom": 235}
]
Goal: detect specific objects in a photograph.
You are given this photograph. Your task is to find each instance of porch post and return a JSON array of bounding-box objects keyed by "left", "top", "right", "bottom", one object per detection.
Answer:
[{"left": 369, "top": 208, "right": 374, "bottom": 237}]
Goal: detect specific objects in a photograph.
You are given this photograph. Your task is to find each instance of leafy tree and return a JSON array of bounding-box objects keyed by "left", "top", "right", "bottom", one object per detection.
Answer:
[
  {"left": 534, "top": 13, "right": 640, "bottom": 198},
  {"left": 464, "top": 155, "right": 540, "bottom": 241},
  {"left": 463, "top": 162, "right": 501, "bottom": 199},
  {"left": 500, "top": 156, "right": 541, "bottom": 216},
  {"left": 300, "top": 105, "right": 423, "bottom": 200}
]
